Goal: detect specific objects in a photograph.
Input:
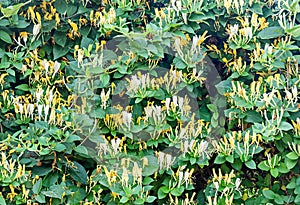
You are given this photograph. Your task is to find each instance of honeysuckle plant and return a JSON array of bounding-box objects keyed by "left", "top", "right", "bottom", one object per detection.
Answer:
[{"left": 0, "top": 0, "right": 300, "bottom": 204}]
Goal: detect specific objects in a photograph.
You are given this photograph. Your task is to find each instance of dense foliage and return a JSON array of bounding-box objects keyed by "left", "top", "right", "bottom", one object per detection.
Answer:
[{"left": 0, "top": 0, "right": 300, "bottom": 204}]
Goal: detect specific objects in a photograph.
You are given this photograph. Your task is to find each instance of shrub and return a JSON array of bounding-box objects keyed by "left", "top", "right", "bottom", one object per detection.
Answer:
[{"left": 0, "top": 0, "right": 299, "bottom": 204}]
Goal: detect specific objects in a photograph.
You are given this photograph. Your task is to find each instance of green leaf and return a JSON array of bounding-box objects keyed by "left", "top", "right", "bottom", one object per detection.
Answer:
[
  {"left": 225, "top": 155, "right": 234, "bottom": 163},
  {"left": 295, "top": 194, "right": 300, "bottom": 204},
  {"left": 158, "top": 187, "right": 168, "bottom": 199},
  {"left": 286, "top": 25, "right": 300, "bottom": 38},
  {"left": 66, "top": 135, "right": 81, "bottom": 142},
  {"left": 214, "top": 155, "right": 226, "bottom": 164},
  {"left": 231, "top": 158, "right": 242, "bottom": 170},
  {"left": 15, "top": 84, "right": 29, "bottom": 91},
  {"left": 142, "top": 155, "right": 159, "bottom": 176},
  {"left": 274, "top": 194, "right": 284, "bottom": 204},
  {"left": 74, "top": 145, "right": 89, "bottom": 156},
  {"left": 42, "top": 185, "right": 65, "bottom": 199},
  {"left": 0, "top": 0, "right": 30, "bottom": 18},
  {"left": 262, "top": 189, "right": 275, "bottom": 199},
  {"left": 245, "top": 110, "right": 263, "bottom": 123},
  {"left": 34, "top": 194, "right": 46, "bottom": 203},
  {"left": 120, "top": 196, "right": 129, "bottom": 203},
  {"left": 69, "top": 161, "right": 88, "bottom": 185},
  {"left": 143, "top": 176, "right": 154, "bottom": 185},
  {"left": 270, "top": 168, "right": 279, "bottom": 178},
  {"left": 215, "top": 80, "right": 232, "bottom": 95},
  {"left": 278, "top": 122, "right": 293, "bottom": 131},
  {"left": 278, "top": 163, "right": 290, "bottom": 173},
  {"left": 285, "top": 158, "right": 298, "bottom": 169},
  {"left": 32, "top": 178, "right": 43, "bottom": 194},
  {"left": 134, "top": 199, "right": 144, "bottom": 204},
  {"left": 0, "top": 30, "right": 12, "bottom": 44},
  {"left": 0, "top": 194, "right": 6, "bottom": 205},
  {"left": 53, "top": 44, "right": 70, "bottom": 60},
  {"left": 287, "top": 152, "right": 299, "bottom": 160},
  {"left": 54, "top": 31, "right": 67, "bottom": 47},
  {"left": 146, "top": 196, "right": 156, "bottom": 203},
  {"left": 257, "top": 27, "right": 284, "bottom": 39},
  {"left": 170, "top": 186, "right": 185, "bottom": 196},
  {"left": 159, "top": 186, "right": 170, "bottom": 194},
  {"left": 258, "top": 161, "right": 270, "bottom": 171},
  {"left": 100, "top": 74, "right": 110, "bottom": 87},
  {"left": 53, "top": 143, "right": 66, "bottom": 152},
  {"left": 245, "top": 160, "right": 256, "bottom": 169},
  {"left": 53, "top": 0, "right": 67, "bottom": 13},
  {"left": 250, "top": 3, "right": 263, "bottom": 14}
]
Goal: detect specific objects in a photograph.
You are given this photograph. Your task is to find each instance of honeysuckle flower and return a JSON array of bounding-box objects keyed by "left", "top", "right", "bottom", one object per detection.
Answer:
[
  {"left": 121, "top": 167, "right": 129, "bottom": 187},
  {"left": 44, "top": 104, "right": 50, "bottom": 122},
  {"left": 157, "top": 151, "right": 175, "bottom": 171},
  {"left": 27, "top": 103, "right": 35, "bottom": 119},
  {"left": 33, "top": 23, "right": 41, "bottom": 37},
  {"left": 229, "top": 24, "right": 238, "bottom": 39},
  {"left": 37, "top": 104, "right": 43, "bottom": 120},
  {"left": 19, "top": 31, "right": 28, "bottom": 44},
  {"left": 258, "top": 17, "right": 269, "bottom": 30},
  {"left": 243, "top": 27, "right": 252, "bottom": 39},
  {"left": 182, "top": 12, "right": 187, "bottom": 24},
  {"left": 144, "top": 105, "right": 165, "bottom": 126},
  {"left": 52, "top": 61, "right": 61, "bottom": 78},
  {"left": 121, "top": 111, "right": 132, "bottom": 130},
  {"left": 0, "top": 73, "right": 9, "bottom": 89},
  {"left": 132, "top": 162, "right": 142, "bottom": 185},
  {"left": 100, "top": 89, "right": 110, "bottom": 109},
  {"left": 224, "top": 0, "right": 233, "bottom": 13},
  {"left": 111, "top": 138, "right": 122, "bottom": 156},
  {"left": 288, "top": 141, "right": 300, "bottom": 155}
]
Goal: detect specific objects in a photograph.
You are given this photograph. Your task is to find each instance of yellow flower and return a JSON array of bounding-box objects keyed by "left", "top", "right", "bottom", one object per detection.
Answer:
[
  {"left": 258, "top": 17, "right": 269, "bottom": 30},
  {"left": 55, "top": 13, "right": 60, "bottom": 27},
  {"left": 19, "top": 31, "right": 28, "bottom": 43},
  {"left": 68, "top": 19, "right": 78, "bottom": 32}
]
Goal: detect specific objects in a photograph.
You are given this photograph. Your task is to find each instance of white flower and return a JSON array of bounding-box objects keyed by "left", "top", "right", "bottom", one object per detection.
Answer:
[
  {"left": 229, "top": 24, "right": 239, "bottom": 39},
  {"left": 132, "top": 162, "right": 142, "bottom": 185},
  {"left": 111, "top": 138, "right": 122, "bottom": 155},
  {"left": 27, "top": 104, "right": 35, "bottom": 119},
  {"left": 44, "top": 105, "right": 50, "bottom": 122},
  {"left": 52, "top": 61, "right": 61, "bottom": 78},
  {"left": 165, "top": 98, "right": 171, "bottom": 113},
  {"left": 121, "top": 167, "right": 129, "bottom": 187},
  {"left": 244, "top": 27, "right": 253, "bottom": 40},
  {"left": 41, "top": 59, "right": 49, "bottom": 74},
  {"left": 35, "top": 87, "right": 43, "bottom": 103},
  {"left": 37, "top": 104, "right": 43, "bottom": 121},
  {"left": 33, "top": 24, "right": 41, "bottom": 36},
  {"left": 122, "top": 111, "right": 132, "bottom": 130}
]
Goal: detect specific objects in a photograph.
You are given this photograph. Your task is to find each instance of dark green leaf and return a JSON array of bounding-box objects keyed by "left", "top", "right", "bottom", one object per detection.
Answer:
[
  {"left": 69, "top": 161, "right": 88, "bottom": 185},
  {"left": 0, "top": 30, "right": 12, "bottom": 44},
  {"left": 245, "top": 110, "right": 263, "bottom": 123},
  {"left": 54, "top": 31, "right": 67, "bottom": 47},
  {"left": 33, "top": 178, "right": 43, "bottom": 194},
  {"left": 53, "top": 45, "right": 70, "bottom": 60},
  {"left": 257, "top": 27, "right": 284, "bottom": 39}
]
